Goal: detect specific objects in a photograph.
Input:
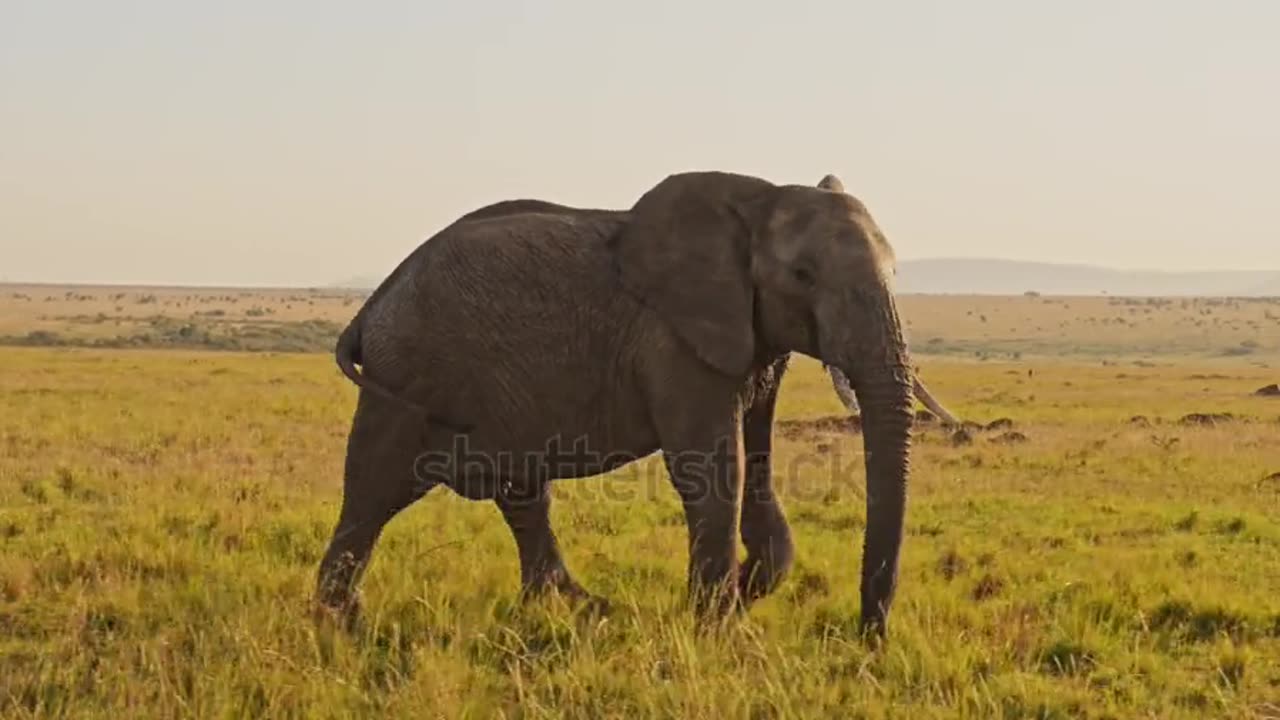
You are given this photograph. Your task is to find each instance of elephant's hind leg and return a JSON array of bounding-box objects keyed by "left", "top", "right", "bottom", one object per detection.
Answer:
[
  {"left": 316, "top": 393, "right": 438, "bottom": 624},
  {"left": 496, "top": 479, "right": 601, "bottom": 608}
]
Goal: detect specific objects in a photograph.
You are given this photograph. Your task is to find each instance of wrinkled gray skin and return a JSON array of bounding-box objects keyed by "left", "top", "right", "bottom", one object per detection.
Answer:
[{"left": 318, "top": 170, "right": 923, "bottom": 638}]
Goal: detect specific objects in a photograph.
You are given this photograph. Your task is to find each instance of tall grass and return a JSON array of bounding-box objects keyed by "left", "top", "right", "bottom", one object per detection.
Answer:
[{"left": 1, "top": 348, "right": 1279, "bottom": 718}]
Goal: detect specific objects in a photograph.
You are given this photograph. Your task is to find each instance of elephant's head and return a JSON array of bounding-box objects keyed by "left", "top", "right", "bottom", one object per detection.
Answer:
[
  {"left": 816, "top": 175, "right": 961, "bottom": 429},
  {"left": 612, "top": 170, "right": 915, "bottom": 636}
]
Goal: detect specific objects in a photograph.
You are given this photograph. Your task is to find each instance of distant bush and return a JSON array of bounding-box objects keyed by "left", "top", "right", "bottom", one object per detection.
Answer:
[
  {"left": 0, "top": 320, "right": 343, "bottom": 354},
  {"left": 1221, "top": 343, "right": 1256, "bottom": 357},
  {"left": 4, "top": 330, "right": 69, "bottom": 347}
]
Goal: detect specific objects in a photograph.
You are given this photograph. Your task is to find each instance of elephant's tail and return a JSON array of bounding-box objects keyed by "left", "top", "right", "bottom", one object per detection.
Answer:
[
  {"left": 334, "top": 320, "right": 471, "bottom": 432},
  {"left": 333, "top": 319, "right": 422, "bottom": 408},
  {"left": 334, "top": 320, "right": 366, "bottom": 389}
]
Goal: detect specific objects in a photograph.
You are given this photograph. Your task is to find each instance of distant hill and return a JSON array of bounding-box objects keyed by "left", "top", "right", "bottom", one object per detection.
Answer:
[{"left": 334, "top": 259, "right": 1280, "bottom": 297}]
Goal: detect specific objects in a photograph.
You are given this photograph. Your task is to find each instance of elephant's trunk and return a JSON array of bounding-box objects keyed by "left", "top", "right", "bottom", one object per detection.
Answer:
[{"left": 839, "top": 295, "right": 914, "bottom": 638}]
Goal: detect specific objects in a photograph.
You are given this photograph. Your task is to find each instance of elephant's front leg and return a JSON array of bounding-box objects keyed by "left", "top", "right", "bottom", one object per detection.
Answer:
[
  {"left": 661, "top": 410, "right": 746, "bottom": 618},
  {"left": 495, "top": 478, "right": 596, "bottom": 605},
  {"left": 739, "top": 357, "right": 794, "bottom": 602}
]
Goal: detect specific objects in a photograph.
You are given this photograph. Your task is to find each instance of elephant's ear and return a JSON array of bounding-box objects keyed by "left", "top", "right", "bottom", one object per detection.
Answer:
[
  {"left": 817, "top": 174, "right": 846, "bottom": 193},
  {"left": 611, "top": 171, "right": 775, "bottom": 377}
]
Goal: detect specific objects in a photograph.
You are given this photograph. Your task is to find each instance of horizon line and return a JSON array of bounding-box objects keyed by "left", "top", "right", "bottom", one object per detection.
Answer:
[{"left": 2, "top": 257, "right": 1279, "bottom": 292}]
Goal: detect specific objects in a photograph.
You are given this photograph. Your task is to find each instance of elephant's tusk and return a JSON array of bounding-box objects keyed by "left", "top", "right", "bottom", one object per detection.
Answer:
[
  {"left": 825, "top": 364, "right": 961, "bottom": 427},
  {"left": 826, "top": 363, "right": 860, "bottom": 414},
  {"left": 911, "top": 376, "right": 960, "bottom": 426}
]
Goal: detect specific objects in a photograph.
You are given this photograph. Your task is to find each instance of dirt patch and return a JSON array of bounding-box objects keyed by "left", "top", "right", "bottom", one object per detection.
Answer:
[
  {"left": 776, "top": 414, "right": 861, "bottom": 441},
  {"left": 990, "top": 431, "right": 1030, "bottom": 445},
  {"left": 1254, "top": 384, "right": 1280, "bottom": 397},
  {"left": 1177, "top": 412, "right": 1236, "bottom": 427},
  {"left": 937, "top": 550, "right": 968, "bottom": 581},
  {"left": 985, "top": 418, "right": 1015, "bottom": 431},
  {"left": 971, "top": 573, "right": 1005, "bottom": 601},
  {"left": 790, "top": 570, "right": 831, "bottom": 603},
  {"left": 1128, "top": 415, "right": 1152, "bottom": 428},
  {"left": 949, "top": 429, "right": 974, "bottom": 446}
]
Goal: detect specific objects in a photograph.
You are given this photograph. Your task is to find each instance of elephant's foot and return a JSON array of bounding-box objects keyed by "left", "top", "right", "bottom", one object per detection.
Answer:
[
  {"left": 520, "top": 568, "right": 611, "bottom": 615},
  {"left": 688, "top": 571, "right": 744, "bottom": 623},
  {"left": 312, "top": 591, "right": 363, "bottom": 633},
  {"left": 738, "top": 553, "right": 792, "bottom": 604},
  {"left": 738, "top": 570, "right": 769, "bottom": 605},
  {"left": 314, "top": 550, "right": 372, "bottom": 632}
]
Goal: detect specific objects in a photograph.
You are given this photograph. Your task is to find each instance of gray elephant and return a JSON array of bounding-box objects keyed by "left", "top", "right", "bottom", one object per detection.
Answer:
[{"left": 318, "top": 170, "right": 927, "bottom": 638}]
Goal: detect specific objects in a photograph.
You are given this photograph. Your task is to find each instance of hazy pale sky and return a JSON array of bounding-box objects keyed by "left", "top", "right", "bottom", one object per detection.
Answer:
[{"left": 2, "top": 1, "right": 1277, "bottom": 286}]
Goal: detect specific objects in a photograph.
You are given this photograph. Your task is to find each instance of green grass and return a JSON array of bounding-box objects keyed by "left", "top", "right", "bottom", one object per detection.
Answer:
[{"left": 2, "top": 347, "right": 1280, "bottom": 718}]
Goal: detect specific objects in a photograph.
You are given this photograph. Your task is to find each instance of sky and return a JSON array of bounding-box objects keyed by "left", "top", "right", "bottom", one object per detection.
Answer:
[{"left": 1, "top": 1, "right": 1277, "bottom": 286}]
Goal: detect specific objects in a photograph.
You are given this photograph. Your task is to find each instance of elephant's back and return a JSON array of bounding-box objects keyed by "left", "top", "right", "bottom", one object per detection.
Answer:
[{"left": 364, "top": 210, "right": 658, "bottom": 454}]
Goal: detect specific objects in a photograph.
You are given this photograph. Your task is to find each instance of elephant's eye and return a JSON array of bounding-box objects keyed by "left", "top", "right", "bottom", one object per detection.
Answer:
[{"left": 791, "top": 266, "right": 816, "bottom": 288}]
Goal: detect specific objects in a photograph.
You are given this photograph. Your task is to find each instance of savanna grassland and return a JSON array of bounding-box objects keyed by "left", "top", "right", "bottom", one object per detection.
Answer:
[
  {"left": 2, "top": 285, "right": 1280, "bottom": 719},
  {"left": 0, "top": 284, "right": 361, "bottom": 353},
  {"left": 4, "top": 284, "right": 1279, "bottom": 361}
]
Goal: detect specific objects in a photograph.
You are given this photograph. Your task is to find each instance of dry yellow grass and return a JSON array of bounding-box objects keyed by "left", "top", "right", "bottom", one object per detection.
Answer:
[
  {"left": 0, "top": 284, "right": 361, "bottom": 333},
  {"left": 1, "top": 286, "right": 1279, "bottom": 717},
  {"left": 895, "top": 294, "right": 1280, "bottom": 362}
]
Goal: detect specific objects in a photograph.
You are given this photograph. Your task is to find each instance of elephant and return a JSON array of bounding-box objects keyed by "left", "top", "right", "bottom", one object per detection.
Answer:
[{"left": 317, "top": 169, "right": 924, "bottom": 638}]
